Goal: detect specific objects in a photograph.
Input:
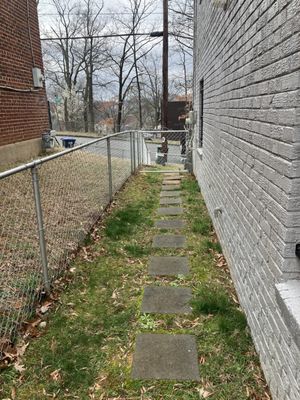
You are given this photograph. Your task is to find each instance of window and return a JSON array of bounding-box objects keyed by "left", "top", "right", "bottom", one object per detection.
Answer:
[{"left": 199, "top": 79, "right": 204, "bottom": 147}]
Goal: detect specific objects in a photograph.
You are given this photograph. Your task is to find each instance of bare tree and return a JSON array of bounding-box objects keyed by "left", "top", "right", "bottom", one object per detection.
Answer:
[
  {"left": 140, "top": 55, "right": 162, "bottom": 128},
  {"left": 170, "top": 0, "right": 193, "bottom": 57},
  {"left": 106, "top": 0, "right": 159, "bottom": 132},
  {"left": 80, "top": 0, "right": 107, "bottom": 132},
  {"left": 43, "top": 0, "right": 87, "bottom": 130},
  {"left": 42, "top": 0, "right": 107, "bottom": 132}
]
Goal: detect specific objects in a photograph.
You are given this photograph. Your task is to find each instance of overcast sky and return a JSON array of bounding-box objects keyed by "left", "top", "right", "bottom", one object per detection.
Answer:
[
  {"left": 38, "top": 0, "right": 164, "bottom": 34},
  {"left": 37, "top": 0, "right": 192, "bottom": 99}
]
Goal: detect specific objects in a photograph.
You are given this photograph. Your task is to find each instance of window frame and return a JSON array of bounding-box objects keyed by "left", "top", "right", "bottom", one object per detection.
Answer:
[{"left": 199, "top": 79, "right": 204, "bottom": 147}]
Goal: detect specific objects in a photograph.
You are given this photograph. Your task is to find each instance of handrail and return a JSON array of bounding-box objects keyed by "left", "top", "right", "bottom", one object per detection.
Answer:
[{"left": 0, "top": 130, "right": 133, "bottom": 180}]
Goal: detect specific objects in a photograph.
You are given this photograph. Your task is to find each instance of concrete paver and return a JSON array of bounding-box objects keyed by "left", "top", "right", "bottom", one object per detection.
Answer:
[
  {"left": 132, "top": 334, "right": 200, "bottom": 381},
  {"left": 157, "top": 207, "right": 183, "bottom": 216},
  {"left": 160, "top": 191, "right": 181, "bottom": 197},
  {"left": 141, "top": 286, "right": 192, "bottom": 314},
  {"left": 152, "top": 235, "right": 186, "bottom": 248},
  {"left": 155, "top": 219, "right": 186, "bottom": 229},
  {"left": 148, "top": 256, "right": 189, "bottom": 276},
  {"left": 162, "top": 185, "right": 181, "bottom": 191},
  {"left": 159, "top": 197, "right": 182, "bottom": 205}
]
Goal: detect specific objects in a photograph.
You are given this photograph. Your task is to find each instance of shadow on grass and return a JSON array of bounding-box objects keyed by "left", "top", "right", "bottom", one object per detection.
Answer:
[{"left": 192, "top": 285, "right": 247, "bottom": 336}]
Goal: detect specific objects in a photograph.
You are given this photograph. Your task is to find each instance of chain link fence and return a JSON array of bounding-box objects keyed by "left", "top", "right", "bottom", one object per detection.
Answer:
[
  {"left": 141, "top": 130, "right": 188, "bottom": 166},
  {"left": 0, "top": 131, "right": 147, "bottom": 354}
]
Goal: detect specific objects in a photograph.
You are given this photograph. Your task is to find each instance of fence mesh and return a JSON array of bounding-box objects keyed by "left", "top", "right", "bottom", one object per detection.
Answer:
[
  {"left": 141, "top": 130, "right": 188, "bottom": 166},
  {"left": 0, "top": 131, "right": 143, "bottom": 354}
]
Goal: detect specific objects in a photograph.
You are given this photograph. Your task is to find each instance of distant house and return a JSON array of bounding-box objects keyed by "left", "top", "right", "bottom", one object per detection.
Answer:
[
  {"left": 193, "top": 1, "right": 300, "bottom": 399},
  {"left": 0, "top": 0, "right": 49, "bottom": 165}
]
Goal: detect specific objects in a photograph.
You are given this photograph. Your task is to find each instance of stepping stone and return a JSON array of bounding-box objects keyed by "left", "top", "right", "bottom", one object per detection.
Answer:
[
  {"left": 163, "top": 180, "right": 181, "bottom": 185},
  {"left": 163, "top": 176, "right": 181, "bottom": 181},
  {"left": 162, "top": 185, "right": 181, "bottom": 191},
  {"left": 155, "top": 220, "right": 186, "bottom": 229},
  {"left": 152, "top": 235, "right": 186, "bottom": 248},
  {"left": 132, "top": 334, "right": 200, "bottom": 381},
  {"left": 157, "top": 207, "right": 183, "bottom": 216},
  {"left": 148, "top": 256, "right": 189, "bottom": 276},
  {"left": 159, "top": 197, "right": 182, "bottom": 205},
  {"left": 141, "top": 286, "right": 192, "bottom": 314},
  {"left": 160, "top": 191, "right": 181, "bottom": 197}
]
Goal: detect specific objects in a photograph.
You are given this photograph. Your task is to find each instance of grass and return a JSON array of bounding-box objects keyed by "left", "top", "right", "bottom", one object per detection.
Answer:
[{"left": 0, "top": 169, "right": 271, "bottom": 400}]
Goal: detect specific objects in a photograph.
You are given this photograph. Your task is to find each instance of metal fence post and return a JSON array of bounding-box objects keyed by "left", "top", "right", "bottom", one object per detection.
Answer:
[
  {"left": 31, "top": 165, "right": 50, "bottom": 294},
  {"left": 140, "top": 132, "right": 144, "bottom": 165},
  {"left": 133, "top": 132, "right": 137, "bottom": 171},
  {"left": 107, "top": 137, "right": 113, "bottom": 202},
  {"left": 137, "top": 132, "right": 141, "bottom": 167},
  {"left": 130, "top": 132, "right": 134, "bottom": 173}
]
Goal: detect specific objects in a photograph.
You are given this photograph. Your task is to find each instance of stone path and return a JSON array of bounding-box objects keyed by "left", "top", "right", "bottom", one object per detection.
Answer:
[
  {"left": 159, "top": 197, "right": 182, "bottom": 205},
  {"left": 131, "top": 172, "right": 200, "bottom": 381},
  {"left": 148, "top": 256, "right": 189, "bottom": 276},
  {"left": 157, "top": 206, "right": 184, "bottom": 216},
  {"left": 152, "top": 234, "right": 186, "bottom": 248},
  {"left": 161, "top": 184, "right": 181, "bottom": 191},
  {"left": 132, "top": 334, "right": 199, "bottom": 381},
  {"left": 154, "top": 220, "right": 185, "bottom": 229},
  {"left": 141, "top": 286, "right": 192, "bottom": 314},
  {"left": 160, "top": 190, "right": 181, "bottom": 197}
]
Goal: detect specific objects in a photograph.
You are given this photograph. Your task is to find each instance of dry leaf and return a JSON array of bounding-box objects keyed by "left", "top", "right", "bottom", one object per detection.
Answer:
[
  {"left": 16, "top": 342, "right": 29, "bottom": 358},
  {"left": 50, "top": 369, "right": 62, "bottom": 381},
  {"left": 11, "top": 387, "right": 16, "bottom": 400},
  {"left": 198, "top": 387, "right": 213, "bottom": 398},
  {"left": 14, "top": 362, "right": 26, "bottom": 373}
]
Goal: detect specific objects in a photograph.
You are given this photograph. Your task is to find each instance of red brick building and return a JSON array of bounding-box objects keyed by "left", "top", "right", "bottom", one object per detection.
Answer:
[{"left": 0, "top": 0, "right": 49, "bottom": 165}]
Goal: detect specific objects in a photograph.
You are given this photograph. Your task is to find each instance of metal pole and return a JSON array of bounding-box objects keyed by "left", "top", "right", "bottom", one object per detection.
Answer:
[
  {"left": 133, "top": 132, "right": 137, "bottom": 171},
  {"left": 140, "top": 132, "right": 144, "bottom": 165},
  {"left": 31, "top": 165, "right": 50, "bottom": 294},
  {"left": 137, "top": 133, "right": 141, "bottom": 167},
  {"left": 107, "top": 137, "right": 113, "bottom": 202},
  {"left": 162, "top": 0, "right": 169, "bottom": 130},
  {"left": 130, "top": 132, "right": 134, "bottom": 173}
]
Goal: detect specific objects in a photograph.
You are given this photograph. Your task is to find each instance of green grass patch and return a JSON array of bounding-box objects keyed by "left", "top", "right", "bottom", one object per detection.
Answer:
[
  {"left": 105, "top": 203, "right": 145, "bottom": 239},
  {"left": 192, "top": 217, "right": 212, "bottom": 235},
  {"left": 192, "top": 285, "right": 232, "bottom": 315}
]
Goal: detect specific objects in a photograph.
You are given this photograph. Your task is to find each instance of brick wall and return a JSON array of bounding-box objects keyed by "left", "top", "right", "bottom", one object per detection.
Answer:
[
  {"left": 193, "top": 0, "right": 300, "bottom": 399},
  {"left": 0, "top": 0, "right": 49, "bottom": 147}
]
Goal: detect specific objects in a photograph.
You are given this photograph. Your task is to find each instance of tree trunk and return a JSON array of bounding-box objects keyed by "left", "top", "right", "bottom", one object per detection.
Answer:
[
  {"left": 83, "top": 86, "right": 89, "bottom": 132},
  {"left": 116, "top": 98, "right": 122, "bottom": 133},
  {"left": 64, "top": 97, "right": 70, "bottom": 131},
  {"left": 88, "top": 39, "right": 95, "bottom": 132}
]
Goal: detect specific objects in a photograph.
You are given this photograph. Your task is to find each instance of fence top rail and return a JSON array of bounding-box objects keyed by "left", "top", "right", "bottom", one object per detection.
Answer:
[
  {"left": 0, "top": 130, "right": 134, "bottom": 180},
  {"left": 140, "top": 130, "right": 188, "bottom": 134}
]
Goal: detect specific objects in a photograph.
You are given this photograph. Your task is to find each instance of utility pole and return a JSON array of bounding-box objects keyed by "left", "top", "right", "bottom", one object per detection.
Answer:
[{"left": 162, "top": 0, "right": 168, "bottom": 130}]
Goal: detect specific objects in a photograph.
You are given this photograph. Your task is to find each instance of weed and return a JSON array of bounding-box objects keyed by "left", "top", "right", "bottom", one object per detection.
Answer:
[
  {"left": 192, "top": 218, "right": 212, "bottom": 235},
  {"left": 139, "top": 314, "right": 157, "bottom": 330},
  {"left": 217, "top": 310, "right": 248, "bottom": 334},
  {"left": 192, "top": 286, "right": 232, "bottom": 315},
  {"left": 201, "top": 238, "right": 222, "bottom": 253}
]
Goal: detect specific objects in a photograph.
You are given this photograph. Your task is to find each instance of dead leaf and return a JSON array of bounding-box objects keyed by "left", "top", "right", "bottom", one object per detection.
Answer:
[
  {"left": 14, "top": 362, "right": 26, "bottom": 374},
  {"left": 16, "top": 342, "right": 29, "bottom": 358},
  {"left": 198, "top": 387, "right": 213, "bottom": 398},
  {"left": 50, "top": 369, "right": 62, "bottom": 381},
  {"left": 11, "top": 387, "right": 16, "bottom": 400}
]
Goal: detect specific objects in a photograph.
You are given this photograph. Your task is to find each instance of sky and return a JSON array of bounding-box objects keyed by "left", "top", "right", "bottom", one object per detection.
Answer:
[
  {"left": 38, "top": 0, "right": 164, "bottom": 34},
  {"left": 37, "top": 0, "right": 192, "bottom": 100}
]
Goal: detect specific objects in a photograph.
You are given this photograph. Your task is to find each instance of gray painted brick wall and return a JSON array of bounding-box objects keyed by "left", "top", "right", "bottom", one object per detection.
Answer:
[{"left": 193, "top": 0, "right": 300, "bottom": 398}]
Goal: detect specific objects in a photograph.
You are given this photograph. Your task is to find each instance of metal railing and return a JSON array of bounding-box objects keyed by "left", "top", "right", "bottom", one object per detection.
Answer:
[{"left": 0, "top": 130, "right": 147, "bottom": 352}]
